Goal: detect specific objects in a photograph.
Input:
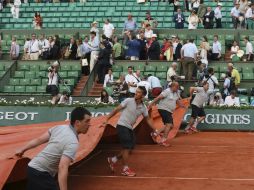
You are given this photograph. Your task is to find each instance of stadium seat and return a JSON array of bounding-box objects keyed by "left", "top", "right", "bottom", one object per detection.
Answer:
[
  {"left": 0, "top": 65, "right": 5, "bottom": 71},
  {"left": 30, "top": 65, "right": 40, "bottom": 71},
  {"left": 64, "top": 79, "right": 75, "bottom": 86},
  {"left": 25, "top": 71, "right": 36, "bottom": 79},
  {"left": 156, "top": 65, "right": 168, "bottom": 72},
  {"left": 71, "top": 65, "right": 81, "bottom": 71},
  {"left": 239, "top": 95, "right": 249, "bottom": 105},
  {"left": 0, "top": 71, "right": 5, "bottom": 77},
  {"left": 67, "top": 71, "right": 79, "bottom": 78},
  {"left": 113, "top": 72, "right": 120, "bottom": 79},
  {"left": 30, "top": 79, "right": 41, "bottom": 86},
  {"left": 155, "top": 72, "right": 167, "bottom": 80},
  {"left": 134, "top": 65, "right": 145, "bottom": 72},
  {"left": 104, "top": 86, "right": 113, "bottom": 96},
  {"left": 242, "top": 73, "right": 254, "bottom": 80},
  {"left": 36, "top": 71, "right": 47, "bottom": 78},
  {"left": 42, "top": 79, "right": 48, "bottom": 85},
  {"left": 145, "top": 65, "right": 156, "bottom": 72},
  {"left": 144, "top": 71, "right": 155, "bottom": 76},
  {"left": 61, "top": 64, "right": 72, "bottom": 71},
  {"left": 40, "top": 64, "right": 50, "bottom": 71},
  {"left": 3, "top": 85, "right": 15, "bottom": 93},
  {"left": 112, "top": 65, "right": 122, "bottom": 72},
  {"left": 19, "top": 79, "right": 30, "bottom": 86},
  {"left": 36, "top": 86, "right": 46, "bottom": 93},
  {"left": 58, "top": 71, "right": 68, "bottom": 78},
  {"left": 14, "top": 71, "right": 25, "bottom": 78},
  {"left": 15, "top": 86, "right": 25, "bottom": 93},
  {"left": 9, "top": 78, "right": 20, "bottom": 86},
  {"left": 26, "top": 86, "right": 37, "bottom": 93}
]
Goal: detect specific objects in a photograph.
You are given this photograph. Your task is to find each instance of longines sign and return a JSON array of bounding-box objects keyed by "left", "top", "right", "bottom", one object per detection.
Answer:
[{"left": 0, "top": 106, "right": 253, "bottom": 131}]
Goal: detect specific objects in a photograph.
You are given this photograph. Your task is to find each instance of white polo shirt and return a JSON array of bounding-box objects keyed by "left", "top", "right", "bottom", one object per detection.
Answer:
[
  {"left": 246, "top": 41, "right": 253, "bottom": 55},
  {"left": 181, "top": 43, "right": 198, "bottom": 58},
  {"left": 125, "top": 74, "right": 138, "bottom": 93},
  {"left": 231, "top": 7, "right": 240, "bottom": 17},
  {"left": 214, "top": 7, "right": 222, "bottom": 19},
  {"left": 212, "top": 41, "right": 222, "bottom": 54},
  {"left": 103, "top": 23, "right": 115, "bottom": 38},
  {"left": 29, "top": 39, "right": 39, "bottom": 53}
]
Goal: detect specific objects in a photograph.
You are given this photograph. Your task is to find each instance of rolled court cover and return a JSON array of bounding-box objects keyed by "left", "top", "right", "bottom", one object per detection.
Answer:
[{"left": 0, "top": 99, "right": 189, "bottom": 189}]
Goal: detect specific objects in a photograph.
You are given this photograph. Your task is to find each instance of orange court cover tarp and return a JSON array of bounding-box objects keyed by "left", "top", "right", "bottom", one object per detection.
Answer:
[{"left": 0, "top": 98, "right": 189, "bottom": 189}]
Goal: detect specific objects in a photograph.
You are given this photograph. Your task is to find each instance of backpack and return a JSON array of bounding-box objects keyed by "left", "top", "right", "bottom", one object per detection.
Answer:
[{"left": 228, "top": 77, "right": 235, "bottom": 93}]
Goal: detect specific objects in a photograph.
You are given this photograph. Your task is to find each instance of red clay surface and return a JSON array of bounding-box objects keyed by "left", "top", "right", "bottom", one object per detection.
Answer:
[{"left": 69, "top": 132, "right": 254, "bottom": 190}]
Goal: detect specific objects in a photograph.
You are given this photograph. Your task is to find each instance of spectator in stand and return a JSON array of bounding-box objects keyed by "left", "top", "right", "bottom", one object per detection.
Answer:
[
  {"left": 137, "top": 76, "right": 151, "bottom": 99},
  {"left": 141, "top": 11, "right": 158, "bottom": 29},
  {"left": 47, "top": 61, "right": 60, "bottom": 105},
  {"left": 137, "top": 30, "right": 147, "bottom": 60},
  {"left": 173, "top": 36, "right": 182, "bottom": 61},
  {"left": 125, "top": 66, "right": 139, "bottom": 97},
  {"left": 9, "top": 37, "right": 19, "bottom": 60},
  {"left": 212, "top": 92, "right": 224, "bottom": 106},
  {"left": 123, "top": 13, "right": 137, "bottom": 45},
  {"left": 199, "top": 36, "right": 210, "bottom": 66},
  {"left": 181, "top": 38, "right": 198, "bottom": 80},
  {"left": 221, "top": 72, "right": 231, "bottom": 100},
  {"left": 239, "top": 0, "right": 249, "bottom": 28},
  {"left": 203, "top": 7, "right": 214, "bottom": 29},
  {"left": 58, "top": 91, "right": 72, "bottom": 105},
  {"left": 90, "top": 21, "right": 99, "bottom": 39},
  {"left": 224, "top": 90, "right": 240, "bottom": 107},
  {"left": 210, "top": 35, "right": 221, "bottom": 60},
  {"left": 22, "top": 37, "right": 30, "bottom": 60},
  {"left": 126, "top": 33, "right": 141, "bottom": 60},
  {"left": 134, "top": 70, "right": 141, "bottom": 82},
  {"left": 147, "top": 34, "right": 160, "bottom": 60},
  {"left": 97, "top": 41, "right": 111, "bottom": 84},
  {"left": 112, "top": 36, "right": 122, "bottom": 60},
  {"left": 231, "top": 3, "right": 241, "bottom": 29},
  {"left": 228, "top": 63, "right": 241, "bottom": 89},
  {"left": 245, "top": 3, "right": 254, "bottom": 29},
  {"left": 103, "top": 68, "right": 114, "bottom": 88},
  {"left": 203, "top": 67, "right": 219, "bottom": 105},
  {"left": 167, "top": 62, "right": 184, "bottom": 84},
  {"left": 50, "top": 35, "right": 61, "bottom": 60},
  {"left": 38, "top": 34, "right": 50, "bottom": 60},
  {"left": 66, "top": 38, "right": 77, "bottom": 60},
  {"left": 28, "top": 34, "right": 40, "bottom": 60},
  {"left": 214, "top": 3, "right": 222, "bottom": 28},
  {"left": 96, "top": 89, "right": 114, "bottom": 104},
  {"left": 192, "top": 0, "right": 200, "bottom": 13},
  {"left": 160, "top": 38, "right": 170, "bottom": 60},
  {"left": 103, "top": 19, "right": 115, "bottom": 39},
  {"left": 11, "top": 0, "right": 21, "bottom": 19},
  {"left": 173, "top": 0, "right": 180, "bottom": 12},
  {"left": 33, "top": 12, "right": 42, "bottom": 30},
  {"left": 230, "top": 40, "right": 240, "bottom": 60},
  {"left": 244, "top": 36, "right": 253, "bottom": 61},
  {"left": 144, "top": 24, "right": 153, "bottom": 39},
  {"left": 173, "top": 8, "right": 185, "bottom": 29},
  {"left": 188, "top": 10, "right": 199, "bottom": 30},
  {"left": 80, "top": 36, "right": 91, "bottom": 75},
  {"left": 164, "top": 41, "right": 174, "bottom": 61},
  {"left": 147, "top": 74, "right": 162, "bottom": 98},
  {"left": 76, "top": 39, "right": 83, "bottom": 60},
  {"left": 117, "top": 74, "right": 129, "bottom": 102},
  {"left": 88, "top": 31, "right": 100, "bottom": 72}
]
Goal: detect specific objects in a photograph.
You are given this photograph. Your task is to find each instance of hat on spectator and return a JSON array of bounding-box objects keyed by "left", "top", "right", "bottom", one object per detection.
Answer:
[
  {"left": 151, "top": 34, "right": 157, "bottom": 38},
  {"left": 217, "top": 2, "right": 222, "bottom": 6},
  {"left": 221, "top": 73, "right": 226, "bottom": 79},
  {"left": 92, "top": 21, "right": 98, "bottom": 25},
  {"left": 248, "top": 1, "right": 252, "bottom": 5},
  {"left": 171, "top": 35, "right": 176, "bottom": 38}
]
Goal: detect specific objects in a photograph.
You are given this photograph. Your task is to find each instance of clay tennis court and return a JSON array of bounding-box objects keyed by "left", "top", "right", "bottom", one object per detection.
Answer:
[{"left": 69, "top": 132, "right": 254, "bottom": 190}]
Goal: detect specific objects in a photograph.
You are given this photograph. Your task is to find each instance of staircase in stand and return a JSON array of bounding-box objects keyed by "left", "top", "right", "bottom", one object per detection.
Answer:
[
  {"left": 88, "top": 83, "right": 104, "bottom": 97},
  {"left": 72, "top": 75, "right": 89, "bottom": 96}
]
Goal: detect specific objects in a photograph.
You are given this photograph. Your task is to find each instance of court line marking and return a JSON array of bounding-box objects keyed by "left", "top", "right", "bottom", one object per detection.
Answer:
[
  {"left": 70, "top": 175, "right": 254, "bottom": 181},
  {"left": 104, "top": 149, "right": 254, "bottom": 155}
]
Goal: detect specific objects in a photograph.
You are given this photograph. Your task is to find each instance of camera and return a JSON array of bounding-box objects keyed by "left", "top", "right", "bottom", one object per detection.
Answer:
[{"left": 48, "top": 66, "right": 54, "bottom": 72}]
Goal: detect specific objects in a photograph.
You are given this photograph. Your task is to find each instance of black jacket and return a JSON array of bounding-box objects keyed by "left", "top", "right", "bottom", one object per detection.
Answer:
[
  {"left": 148, "top": 41, "right": 160, "bottom": 60},
  {"left": 174, "top": 42, "right": 182, "bottom": 60},
  {"left": 98, "top": 48, "right": 111, "bottom": 65},
  {"left": 69, "top": 43, "right": 78, "bottom": 60},
  {"left": 203, "top": 11, "right": 214, "bottom": 28}
]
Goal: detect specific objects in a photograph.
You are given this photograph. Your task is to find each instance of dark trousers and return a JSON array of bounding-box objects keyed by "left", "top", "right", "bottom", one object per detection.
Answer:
[
  {"left": 232, "top": 17, "right": 239, "bottom": 29},
  {"left": 175, "top": 23, "right": 184, "bottom": 29},
  {"left": 204, "top": 22, "right": 213, "bottom": 29},
  {"left": 97, "top": 63, "right": 111, "bottom": 84},
  {"left": 182, "top": 57, "right": 195, "bottom": 80},
  {"left": 27, "top": 166, "right": 59, "bottom": 190},
  {"left": 211, "top": 53, "right": 220, "bottom": 60},
  {"left": 82, "top": 52, "right": 91, "bottom": 75},
  {"left": 216, "top": 18, "right": 222, "bottom": 28}
]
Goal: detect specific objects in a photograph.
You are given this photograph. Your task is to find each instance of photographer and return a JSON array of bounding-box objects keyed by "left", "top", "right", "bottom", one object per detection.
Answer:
[
  {"left": 46, "top": 61, "right": 60, "bottom": 105},
  {"left": 211, "top": 92, "right": 224, "bottom": 106},
  {"left": 58, "top": 91, "right": 72, "bottom": 105}
]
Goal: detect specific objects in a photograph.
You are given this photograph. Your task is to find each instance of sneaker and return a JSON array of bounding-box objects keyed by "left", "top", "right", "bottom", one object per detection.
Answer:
[
  {"left": 190, "top": 126, "right": 199, "bottom": 133},
  {"left": 121, "top": 167, "right": 136, "bottom": 177},
  {"left": 107, "top": 157, "right": 116, "bottom": 173},
  {"left": 159, "top": 138, "right": 171, "bottom": 147},
  {"left": 151, "top": 132, "right": 158, "bottom": 143}
]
